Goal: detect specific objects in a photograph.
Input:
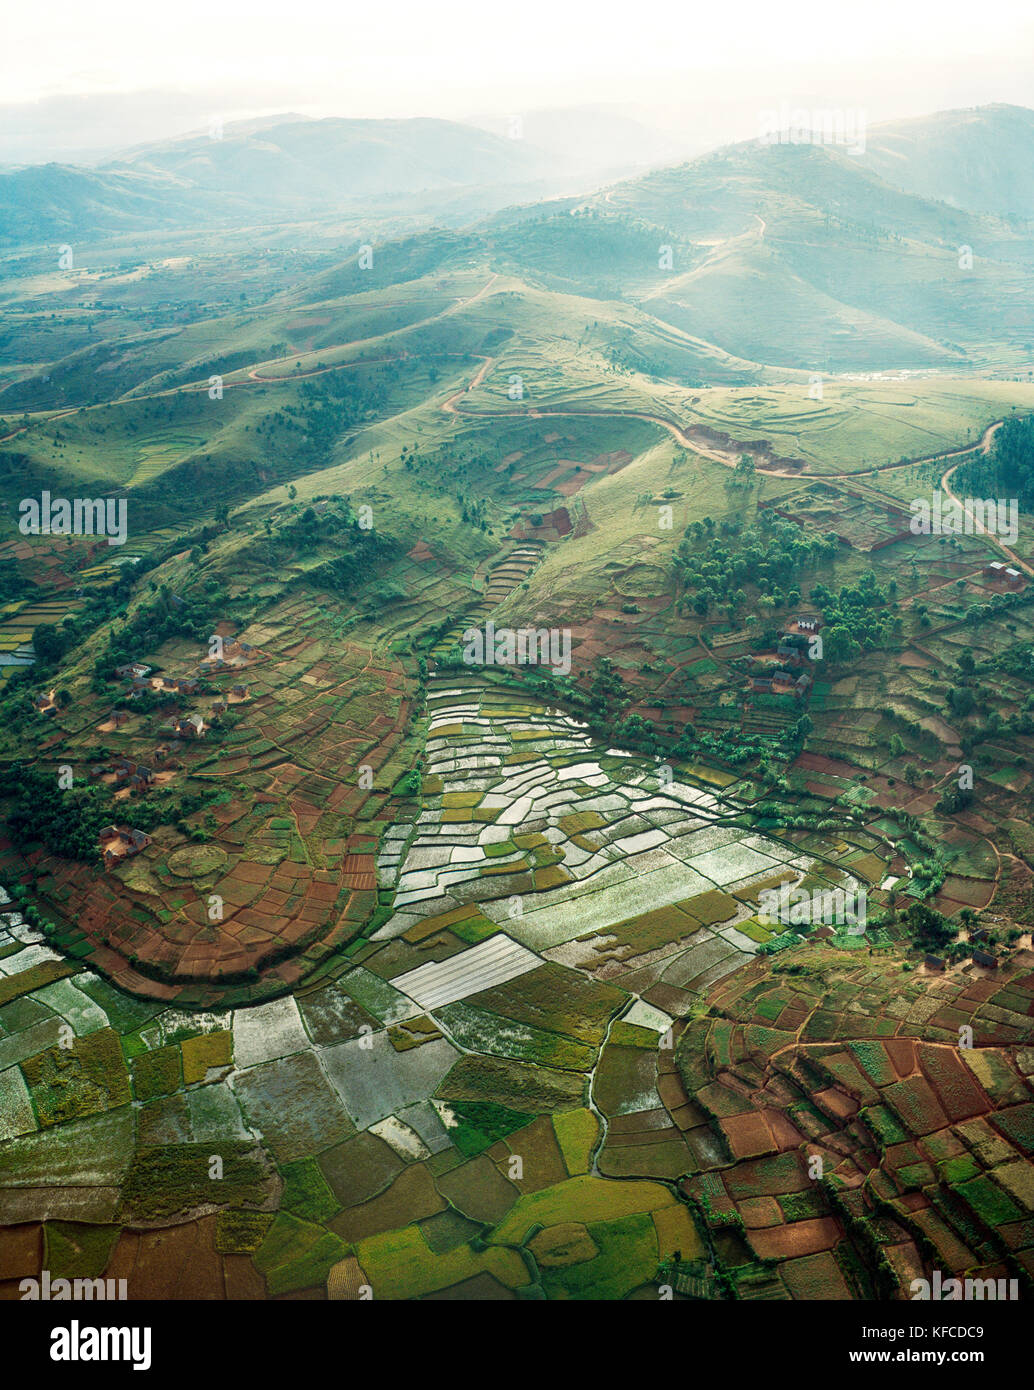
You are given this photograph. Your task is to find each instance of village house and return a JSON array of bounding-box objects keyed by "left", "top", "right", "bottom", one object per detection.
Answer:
[
  {"left": 99, "top": 823, "right": 151, "bottom": 866},
  {"left": 780, "top": 615, "right": 822, "bottom": 639},
  {"left": 114, "top": 663, "right": 151, "bottom": 680},
  {"left": 985, "top": 561, "right": 1024, "bottom": 589},
  {"left": 176, "top": 713, "right": 205, "bottom": 739},
  {"left": 108, "top": 756, "right": 155, "bottom": 789}
]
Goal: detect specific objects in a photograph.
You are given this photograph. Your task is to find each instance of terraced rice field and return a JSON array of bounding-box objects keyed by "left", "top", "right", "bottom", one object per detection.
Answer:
[
  {"left": 376, "top": 678, "right": 814, "bottom": 998},
  {"left": 431, "top": 546, "right": 544, "bottom": 659}
]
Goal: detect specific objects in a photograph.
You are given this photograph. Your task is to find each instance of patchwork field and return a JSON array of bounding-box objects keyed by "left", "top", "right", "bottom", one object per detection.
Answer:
[{"left": 2, "top": 107, "right": 1034, "bottom": 1304}]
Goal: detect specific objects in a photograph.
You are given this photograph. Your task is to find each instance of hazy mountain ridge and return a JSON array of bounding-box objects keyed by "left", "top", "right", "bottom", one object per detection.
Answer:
[
  {"left": 863, "top": 104, "right": 1034, "bottom": 220},
  {"left": 3, "top": 103, "right": 1033, "bottom": 382},
  {"left": 0, "top": 115, "right": 561, "bottom": 245}
]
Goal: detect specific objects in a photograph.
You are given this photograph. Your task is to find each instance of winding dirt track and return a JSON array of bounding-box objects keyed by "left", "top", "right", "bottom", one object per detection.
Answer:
[
  {"left": 939, "top": 423, "right": 1032, "bottom": 576},
  {"left": 2, "top": 267, "right": 1016, "bottom": 540},
  {"left": 440, "top": 350, "right": 1012, "bottom": 499},
  {"left": 0, "top": 273, "right": 503, "bottom": 444}
]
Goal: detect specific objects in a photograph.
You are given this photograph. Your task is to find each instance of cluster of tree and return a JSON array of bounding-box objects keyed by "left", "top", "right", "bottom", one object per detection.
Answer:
[
  {"left": 0, "top": 559, "right": 22, "bottom": 602},
  {"left": 952, "top": 413, "right": 1034, "bottom": 510},
  {"left": 286, "top": 364, "right": 407, "bottom": 468},
  {"left": 0, "top": 764, "right": 221, "bottom": 863},
  {"left": 25, "top": 584, "right": 129, "bottom": 679},
  {"left": 674, "top": 514, "right": 840, "bottom": 617},
  {"left": 909, "top": 859, "right": 946, "bottom": 899},
  {"left": 2, "top": 884, "right": 60, "bottom": 938},
  {"left": 95, "top": 584, "right": 222, "bottom": 680},
  {"left": 267, "top": 499, "right": 359, "bottom": 553},
  {"left": 810, "top": 570, "right": 898, "bottom": 661},
  {"left": 936, "top": 782, "right": 974, "bottom": 814},
  {"left": 903, "top": 901, "right": 955, "bottom": 951},
  {"left": 305, "top": 527, "right": 399, "bottom": 595},
  {"left": 458, "top": 495, "right": 490, "bottom": 530}
]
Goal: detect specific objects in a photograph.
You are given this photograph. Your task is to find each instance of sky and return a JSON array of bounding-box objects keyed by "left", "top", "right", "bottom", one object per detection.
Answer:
[{"left": 3, "top": 0, "right": 1033, "bottom": 161}]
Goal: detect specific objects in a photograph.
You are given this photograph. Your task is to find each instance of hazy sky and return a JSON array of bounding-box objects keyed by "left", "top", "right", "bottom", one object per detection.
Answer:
[{"left": 3, "top": 0, "right": 1034, "bottom": 159}]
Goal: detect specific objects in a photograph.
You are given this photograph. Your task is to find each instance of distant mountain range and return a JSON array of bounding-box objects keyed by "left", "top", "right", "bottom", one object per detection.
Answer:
[
  {"left": 3, "top": 103, "right": 1033, "bottom": 377},
  {"left": 565, "top": 107, "right": 1034, "bottom": 369},
  {"left": 0, "top": 115, "right": 563, "bottom": 244},
  {"left": 863, "top": 104, "right": 1034, "bottom": 220},
  {"left": 288, "top": 104, "right": 1034, "bottom": 373},
  {"left": 3, "top": 103, "right": 1033, "bottom": 252}
]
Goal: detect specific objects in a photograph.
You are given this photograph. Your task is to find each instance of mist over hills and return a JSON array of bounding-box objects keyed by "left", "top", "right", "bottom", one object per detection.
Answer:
[
  {"left": 3, "top": 101, "right": 1033, "bottom": 250},
  {"left": 863, "top": 104, "right": 1034, "bottom": 219},
  {"left": 286, "top": 105, "right": 1034, "bottom": 374},
  {"left": 0, "top": 115, "right": 565, "bottom": 245},
  {"left": 2, "top": 102, "right": 1032, "bottom": 386}
]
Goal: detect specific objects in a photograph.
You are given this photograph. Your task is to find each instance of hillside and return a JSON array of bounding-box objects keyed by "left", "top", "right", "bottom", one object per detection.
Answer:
[
  {"left": 3, "top": 99, "right": 1034, "bottom": 1307},
  {"left": 0, "top": 115, "right": 561, "bottom": 246},
  {"left": 863, "top": 104, "right": 1034, "bottom": 219}
]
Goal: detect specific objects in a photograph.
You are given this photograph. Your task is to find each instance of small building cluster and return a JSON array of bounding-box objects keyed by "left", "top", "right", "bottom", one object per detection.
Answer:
[
  {"left": 90, "top": 755, "right": 155, "bottom": 792},
  {"left": 115, "top": 661, "right": 205, "bottom": 699},
  {"left": 749, "top": 616, "right": 821, "bottom": 701},
  {"left": 782, "top": 614, "right": 823, "bottom": 637},
  {"left": 984, "top": 561, "right": 1025, "bottom": 590},
  {"left": 750, "top": 665, "right": 812, "bottom": 698},
  {"left": 112, "top": 755, "right": 154, "bottom": 791},
  {"left": 199, "top": 637, "right": 263, "bottom": 675},
  {"left": 98, "top": 824, "right": 152, "bottom": 867}
]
